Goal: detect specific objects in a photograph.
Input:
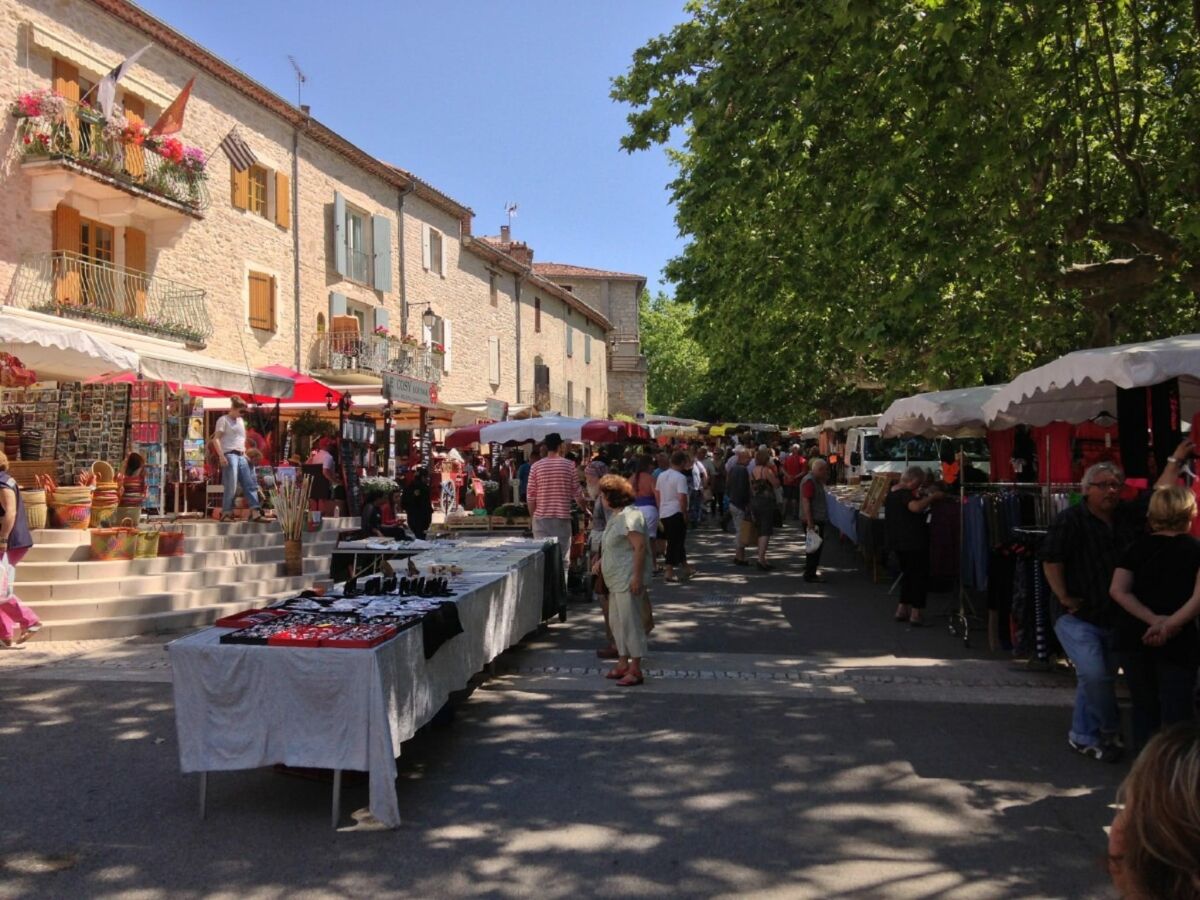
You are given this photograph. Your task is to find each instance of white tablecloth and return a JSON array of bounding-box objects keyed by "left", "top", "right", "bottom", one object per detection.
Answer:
[{"left": 168, "top": 543, "right": 545, "bottom": 828}]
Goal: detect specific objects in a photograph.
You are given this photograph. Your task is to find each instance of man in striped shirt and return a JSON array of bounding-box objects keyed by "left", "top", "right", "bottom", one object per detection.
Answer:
[{"left": 527, "top": 432, "right": 585, "bottom": 585}]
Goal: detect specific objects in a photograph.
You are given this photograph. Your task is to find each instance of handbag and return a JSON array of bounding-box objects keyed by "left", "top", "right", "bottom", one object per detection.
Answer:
[
  {"left": 805, "top": 528, "right": 823, "bottom": 554},
  {"left": 739, "top": 518, "right": 759, "bottom": 545}
]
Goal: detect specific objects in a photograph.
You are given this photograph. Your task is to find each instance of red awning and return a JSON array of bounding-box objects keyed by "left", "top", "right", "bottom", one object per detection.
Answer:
[{"left": 257, "top": 364, "right": 342, "bottom": 405}]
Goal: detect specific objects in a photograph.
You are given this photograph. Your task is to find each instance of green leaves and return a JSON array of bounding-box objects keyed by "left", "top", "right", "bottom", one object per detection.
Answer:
[{"left": 613, "top": 0, "right": 1200, "bottom": 420}]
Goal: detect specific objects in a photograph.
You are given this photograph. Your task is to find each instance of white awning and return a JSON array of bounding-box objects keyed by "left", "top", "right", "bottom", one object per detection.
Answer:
[
  {"left": 982, "top": 334, "right": 1200, "bottom": 426},
  {"left": 133, "top": 346, "right": 293, "bottom": 398},
  {"left": 820, "top": 414, "right": 880, "bottom": 432},
  {"left": 879, "top": 385, "right": 1013, "bottom": 438},
  {"left": 0, "top": 312, "right": 139, "bottom": 380}
]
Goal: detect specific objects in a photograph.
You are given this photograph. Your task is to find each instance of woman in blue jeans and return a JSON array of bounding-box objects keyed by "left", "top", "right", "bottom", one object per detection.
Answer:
[{"left": 1110, "top": 486, "right": 1200, "bottom": 754}]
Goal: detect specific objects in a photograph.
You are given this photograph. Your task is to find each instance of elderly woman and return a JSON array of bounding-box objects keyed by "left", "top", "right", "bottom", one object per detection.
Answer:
[
  {"left": 0, "top": 451, "right": 37, "bottom": 647},
  {"left": 597, "top": 474, "right": 652, "bottom": 686},
  {"left": 585, "top": 461, "right": 617, "bottom": 660},
  {"left": 1107, "top": 722, "right": 1200, "bottom": 899},
  {"left": 1110, "top": 485, "right": 1200, "bottom": 753}
]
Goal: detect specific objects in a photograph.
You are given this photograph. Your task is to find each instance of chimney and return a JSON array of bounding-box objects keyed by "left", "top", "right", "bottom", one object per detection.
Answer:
[
  {"left": 500, "top": 224, "right": 511, "bottom": 244},
  {"left": 507, "top": 242, "right": 533, "bottom": 267}
]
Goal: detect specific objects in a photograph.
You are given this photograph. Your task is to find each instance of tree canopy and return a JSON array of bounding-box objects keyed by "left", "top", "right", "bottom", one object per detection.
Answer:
[
  {"left": 639, "top": 289, "right": 712, "bottom": 418},
  {"left": 613, "top": 0, "right": 1200, "bottom": 423}
]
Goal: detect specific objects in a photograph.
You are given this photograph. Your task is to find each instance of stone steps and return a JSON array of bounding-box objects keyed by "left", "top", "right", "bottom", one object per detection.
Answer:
[{"left": 20, "top": 518, "right": 357, "bottom": 641}]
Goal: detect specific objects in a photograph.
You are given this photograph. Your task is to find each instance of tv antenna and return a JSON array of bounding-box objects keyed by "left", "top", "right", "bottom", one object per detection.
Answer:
[
  {"left": 505, "top": 201, "right": 519, "bottom": 229},
  {"left": 287, "top": 55, "right": 307, "bottom": 107}
]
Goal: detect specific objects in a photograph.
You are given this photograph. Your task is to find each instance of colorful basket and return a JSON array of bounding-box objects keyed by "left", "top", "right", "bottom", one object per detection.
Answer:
[
  {"left": 90, "top": 526, "right": 136, "bottom": 560},
  {"left": 134, "top": 529, "right": 160, "bottom": 559},
  {"left": 157, "top": 529, "right": 186, "bottom": 557},
  {"left": 50, "top": 501, "right": 93, "bottom": 530},
  {"left": 113, "top": 505, "right": 142, "bottom": 527}
]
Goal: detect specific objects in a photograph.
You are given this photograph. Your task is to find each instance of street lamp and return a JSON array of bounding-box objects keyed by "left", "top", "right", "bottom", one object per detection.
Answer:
[{"left": 421, "top": 305, "right": 436, "bottom": 335}]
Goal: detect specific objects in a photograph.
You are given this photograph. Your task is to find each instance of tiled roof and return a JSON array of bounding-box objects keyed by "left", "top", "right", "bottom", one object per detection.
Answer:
[
  {"left": 385, "top": 164, "right": 473, "bottom": 218},
  {"left": 532, "top": 262, "right": 645, "bottom": 282}
]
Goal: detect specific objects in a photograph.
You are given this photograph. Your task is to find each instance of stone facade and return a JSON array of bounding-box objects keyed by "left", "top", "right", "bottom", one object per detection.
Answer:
[{"left": 0, "top": 0, "right": 619, "bottom": 417}]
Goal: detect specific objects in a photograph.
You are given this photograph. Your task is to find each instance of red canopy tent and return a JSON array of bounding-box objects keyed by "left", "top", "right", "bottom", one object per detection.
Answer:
[
  {"left": 86, "top": 371, "right": 232, "bottom": 399},
  {"left": 257, "top": 364, "right": 341, "bottom": 405}
]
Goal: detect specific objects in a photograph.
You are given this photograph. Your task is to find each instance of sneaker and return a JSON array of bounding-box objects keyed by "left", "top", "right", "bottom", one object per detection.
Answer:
[{"left": 1069, "top": 738, "right": 1124, "bottom": 763}]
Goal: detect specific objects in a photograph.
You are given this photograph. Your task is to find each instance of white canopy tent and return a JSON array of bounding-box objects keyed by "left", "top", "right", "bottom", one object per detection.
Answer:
[
  {"left": 821, "top": 414, "right": 880, "bottom": 432},
  {"left": 879, "top": 385, "right": 1015, "bottom": 438},
  {"left": 0, "top": 312, "right": 140, "bottom": 380},
  {"left": 982, "top": 334, "right": 1200, "bottom": 426}
]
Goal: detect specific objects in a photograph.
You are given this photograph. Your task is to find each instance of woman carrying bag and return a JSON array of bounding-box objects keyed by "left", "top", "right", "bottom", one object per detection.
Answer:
[{"left": 0, "top": 451, "right": 38, "bottom": 647}]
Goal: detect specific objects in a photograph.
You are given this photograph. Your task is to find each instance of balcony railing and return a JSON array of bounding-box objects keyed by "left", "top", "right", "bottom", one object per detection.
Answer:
[
  {"left": 12, "top": 94, "right": 209, "bottom": 213},
  {"left": 309, "top": 333, "right": 443, "bottom": 383},
  {"left": 7, "top": 251, "right": 211, "bottom": 344}
]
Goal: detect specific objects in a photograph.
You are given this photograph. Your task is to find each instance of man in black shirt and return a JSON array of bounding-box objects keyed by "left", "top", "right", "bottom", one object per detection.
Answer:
[{"left": 1041, "top": 462, "right": 1141, "bottom": 763}]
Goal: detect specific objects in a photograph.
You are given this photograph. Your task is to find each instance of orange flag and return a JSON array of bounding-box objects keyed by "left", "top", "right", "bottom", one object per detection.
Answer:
[{"left": 148, "top": 76, "right": 195, "bottom": 136}]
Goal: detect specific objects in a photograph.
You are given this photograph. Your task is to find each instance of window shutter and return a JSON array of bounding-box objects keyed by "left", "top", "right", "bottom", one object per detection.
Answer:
[
  {"left": 248, "top": 272, "right": 274, "bottom": 331},
  {"left": 52, "top": 59, "right": 80, "bottom": 150},
  {"left": 421, "top": 224, "right": 431, "bottom": 270},
  {"left": 53, "top": 203, "right": 81, "bottom": 255},
  {"left": 439, "top": 230, "right": 447, "bottom": 278},
  {"left": 53, "top": 203, "right": 81, "bottom": 304},
  {"left": 333, "top": 191, "right": 347, "bottom": 276},
  {"left": 443, "top": 319, "right": 452, "bottom": 373},
  {"left": 275, "top": 171, "right": 290, "bottom": 229},
  {"left": 372, "top": 215, "right": 392, "bottom": 292},
  {"left": 565, "top": 321, "right": 573, "bottom": 357},
  {"left": 231, "top": 166, "right": 249, "bottom": 210},
  {"left": 329, "top": 292, "right": 348, "bottom": 318},
  {"left": 584, "top": 333, "right": 592, "bottom": 364},
  {"left": 372, "top": 306, "right": 389, "bottom": 332},
  {"left": 488, "top": 337, "right": 500, "bottom": 385},
  {"left": 124, "top": 227, "right": 146, "bottom": 272},
  {"left": 534, "top": 297, "right": 541, "bottom": 333}
]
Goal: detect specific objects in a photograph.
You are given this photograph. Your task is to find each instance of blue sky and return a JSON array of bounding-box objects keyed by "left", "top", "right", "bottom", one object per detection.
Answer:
[{"left": 136, "top": 0, "right": 688, "bottom": 296}]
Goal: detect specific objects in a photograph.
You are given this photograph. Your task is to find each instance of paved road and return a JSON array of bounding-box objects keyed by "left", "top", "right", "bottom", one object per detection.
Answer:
[{"left": 0, "top": 520, "right": 1123, "bottom": 899}]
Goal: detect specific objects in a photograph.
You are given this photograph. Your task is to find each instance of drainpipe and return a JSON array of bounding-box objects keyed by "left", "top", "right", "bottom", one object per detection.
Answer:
[
  {"left": 397, "top": 182, "right": 415, "bottom": 337},
  {"left": 291, "top": 108, "right": 308, "bottom": 371},
  {"left": 513, "top": 269, "right": 527, "bottom": 404}
]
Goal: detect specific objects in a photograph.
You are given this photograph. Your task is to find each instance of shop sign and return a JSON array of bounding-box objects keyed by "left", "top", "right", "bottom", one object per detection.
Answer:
[
  {"left": 383, "top": 372, "right": 436, "bottom": 408},
  {"left": 485, "top": 399, "right": 509, "bottom": 421}
]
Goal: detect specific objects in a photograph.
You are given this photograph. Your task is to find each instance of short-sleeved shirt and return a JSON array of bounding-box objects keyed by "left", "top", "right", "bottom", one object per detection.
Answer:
[
  {"left": 656, "top": 469, "right": 688, "bottom": 519},
  {"left": 214, "top": 414, "right": 246, "bottom": 454},
  {"left": 1115, "top": 533, "right": 1200, "bottom": 664},
  {"left": 526, "top": 455, "right": 582, "bottom": 520},
  {"left": 726, "top": 463, "right": 751, "bottom": 509},
  {"left": 601, "top": 505, "right": 652, "bottom": 594},
  {"left": 1041, "top": 502, "right": 1141, "bottom": 626},
  {"left": 782, "top": 454, "right": 807, "bottom": 485},
  {"left": 884, "top": 487, "right": 928, "bottom": 552}
]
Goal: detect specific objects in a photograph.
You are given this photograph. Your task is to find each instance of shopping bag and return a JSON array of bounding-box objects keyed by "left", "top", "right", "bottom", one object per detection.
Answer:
[
  {"left": 739, "top": 518, "right": 759, "bottom": 545},
  {"left": 0, "top": 552, "right": 14, "bottom": 596},
  {"left": 805, "top": 528, "right": 823, "bottom": 554}
]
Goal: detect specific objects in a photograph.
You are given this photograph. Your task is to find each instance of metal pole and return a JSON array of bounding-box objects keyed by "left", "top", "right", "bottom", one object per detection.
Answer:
[{"left": 331, "top": 768, "right": 342, "bottom": 829}]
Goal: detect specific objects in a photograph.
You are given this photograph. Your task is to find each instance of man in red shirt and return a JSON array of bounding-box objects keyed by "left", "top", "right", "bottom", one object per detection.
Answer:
[
  {"left": 782, "top": 444, "right": 807, "bottom": 521},
  {"left": 527, "top": 432, "right": 585, "bottom": 586}
]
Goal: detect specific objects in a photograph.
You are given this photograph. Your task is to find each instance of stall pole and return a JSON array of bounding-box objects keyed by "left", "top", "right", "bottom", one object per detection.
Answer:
[
  {"left": 331, "top": 768, "right": 342, "bottom": 829},
  {"left": 198, "top": 771, "right": 207, "bottom": 820}
]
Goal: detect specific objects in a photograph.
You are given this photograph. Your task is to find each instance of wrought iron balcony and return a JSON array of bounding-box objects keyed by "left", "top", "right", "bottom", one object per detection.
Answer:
[
  {"left": 7, "top": 251, "right": 211, "bottom": 344},
  {"left": 309, "top": 333, "right": 443, "bottom": 384},
  {"left": 12, "top": 94, "right": 209, "bottom": 214}
]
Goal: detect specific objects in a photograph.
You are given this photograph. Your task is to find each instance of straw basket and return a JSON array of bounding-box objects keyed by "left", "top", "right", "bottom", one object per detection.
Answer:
[
  {"left": 23, "top": 489, "right": 47, "bottom": 530},
  {"left": 134, "top": 528, "right": 160, "bottom": 559},
  {"left": 283, "top": 538, "right": 303, "bottom": 577},
  {"left": 49, "top": 486, "right": 93, "bottom": 530},
  {"left": 157, "top": 528, "right": 186, "bottom": 557},
  {"left": 113, "top": 505, "right": 142, "bottom": 527},
  {"left": 90, "top": 526, "right": 136, "bottom": 560},
  {"left": 91, "top": 460, "right": 115, "bottom": 483}
]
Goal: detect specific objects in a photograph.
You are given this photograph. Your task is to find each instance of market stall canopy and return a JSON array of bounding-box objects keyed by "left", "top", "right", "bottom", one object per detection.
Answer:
[
  {"left": 0, "top": 313, "right": 140, "bottom": 380},
  {"left": 799, "top": 426, "right": 821, "bottom": 440},
  {"left": 981, "top": 334, "right": 1200, "bottom": 426},
  {"left": 821, "top": 414, "right": 880, "bottom": 432},
  {"left": 85, "top": 371, "right": 227, "bottom": 398},
  {"left": 257, "top": 364, "right": 338, "bottom": 405},
  {"left": 444, "top": 416, "right": 649, "bottom": 449},
  {"left": 879, "top": 385, "right": 1015, "bottom": 438}
]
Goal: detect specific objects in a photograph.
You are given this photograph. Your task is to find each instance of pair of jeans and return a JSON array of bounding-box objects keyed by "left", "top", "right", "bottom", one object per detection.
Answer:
[
  {"left": 1115, "top": 649, "right": 1199, "bottom": 753},
  {"left": 221, "top": 452, "right": 261, "bottom": 514},
  {"left": 804, "top": 522, "right": 826, "bottom": 579},
  {"left": 533, "top": 517, "right": 573, "bottom": 588},
  {"left": 1053, "top": 613, "right": 1119, "bottom": 747}
]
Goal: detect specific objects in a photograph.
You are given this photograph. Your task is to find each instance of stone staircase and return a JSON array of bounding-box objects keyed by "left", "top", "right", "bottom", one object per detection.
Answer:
[{"left": 16, "top": 518, "right": 353, "bottom": 641}]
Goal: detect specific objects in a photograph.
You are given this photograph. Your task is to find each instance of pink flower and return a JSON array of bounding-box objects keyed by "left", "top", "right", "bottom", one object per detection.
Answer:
[{"left": 159, "top": 137, "right": 185, "bottom": 163}]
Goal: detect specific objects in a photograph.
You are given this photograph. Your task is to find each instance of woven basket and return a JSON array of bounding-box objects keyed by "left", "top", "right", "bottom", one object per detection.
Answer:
[
  {"left": 49, "top": 501, "right": 93, "bottom": 530},
  {"left": 134, "top": 529, "right": 160, "bottom": 559},
  {"left": 113, "top": 505, "right": 142, "bottom": 527},
  {"left": 23, "top": 488, "right": 46, "bottom": 531},
  {"left": 89, "top": 503, "right": 119, "bottom": 528},
  {"left": 90, "top": 526, "right": 136, "bottom": 560},
  {"left": 92, "top": 460, "right": 115, "bottom": 483},
  {"left": 157, "top": 530, "right": 186, "bottom": 557}
]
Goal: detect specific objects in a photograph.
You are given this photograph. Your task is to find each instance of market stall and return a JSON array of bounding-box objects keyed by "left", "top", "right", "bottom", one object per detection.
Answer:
[{"left": 168, "top": 536, "right": 554, "bottom": 828}]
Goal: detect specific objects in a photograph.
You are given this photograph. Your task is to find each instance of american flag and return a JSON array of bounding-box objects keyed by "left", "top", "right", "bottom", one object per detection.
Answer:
[{"left": 218, "top": 127, "right": 257, "bottom": 172}]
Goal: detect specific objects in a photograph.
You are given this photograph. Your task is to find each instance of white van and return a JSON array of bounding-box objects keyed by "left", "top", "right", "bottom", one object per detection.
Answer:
[{"left": 845, "top": 428, "right": 990, "bottom": 482}]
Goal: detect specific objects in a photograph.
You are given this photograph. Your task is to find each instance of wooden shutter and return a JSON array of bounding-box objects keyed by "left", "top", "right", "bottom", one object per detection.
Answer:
[
  {"left": 585, "top": 333, "right": 592, "bottom": 364},
  {"left": 52, "top": 59, "right": 80, "bottom": 150},
  {"left": 274, "top": 171, "right": 290, "bottom": 229},
  {"left": 124, "top": 227, "right": 147, "bottom": 318},
  {"left": 248, "top": 272, "right": 275, "bottom": 331},
  {"left": 371, "top": 215, "right": 392, "bottom": 291},
  {"left": 534, "top": 297, "right": 541, "bottom": 333},
  {"left": 329, "top": 292, "right": 348, "bottom": 318},
  {"left": 372, "top": 306, "right": 390, "bottom": 332},
  {"left": 565, "top": 320, "right": 573, "bottom": 357},
  {"left": 421, "top": 224, "right": 431, "bottom": 270},
  {"left": 439, "top": 229, "right": 447, "bottom": 277},
  {"left": 53, "top": 203, "right": 81, "bottom": 304},
  {"left": 333, "top": 192, "right": 346, "bottom": 276},
  {"left": 122, "top": 95, "right": 146, "bottom": 179},
  {"left": 231, "top": 166, "right": 249, "bottom": 210}
]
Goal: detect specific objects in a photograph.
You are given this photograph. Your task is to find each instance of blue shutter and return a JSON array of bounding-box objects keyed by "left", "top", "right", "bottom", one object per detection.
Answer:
[
  {"left": 329, "top": 292, "right": 348, "bottom": 317},
  {"left": 372, "top": 215, "right": 392, "bottom": 292},
  {"left": 333, "top": 191, "right": 346, "bottom": 277},
  {"left": 373, "top": 306, "right": 390, "bottom": 332}
]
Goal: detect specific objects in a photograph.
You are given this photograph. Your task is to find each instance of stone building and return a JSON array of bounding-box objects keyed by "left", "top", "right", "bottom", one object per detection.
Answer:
[{"left": 0, "top": 0, "right": 622, "bottom": 417}]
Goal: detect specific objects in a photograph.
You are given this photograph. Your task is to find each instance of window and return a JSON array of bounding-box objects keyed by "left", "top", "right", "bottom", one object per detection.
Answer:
[
  {"left": 247, "top": 165, "right": 269, "bottom": 218},
  {"left": 534, "top": 297, "right": 541, "bottom": 333},
  {"left": 585, "top": 333, "right": 592, "bottom": 365},
  {"left": 488, "top": 337, "right": 500, "bottom": 385},
  {"left": 429, "top": 229, "right": 444, "bottom": 276},
  {"left": 561, "top": 284, "right": 573, "bottom": 293},
  {"left": 80, "top": 218, "right": 114, "bottom": 263},
  {"left": 585, "top": 387, "right": 592, "bottom": 417},
  {"left": 489, "top": 272, "right": 498, "bottom": 307},
  {"left": 345, "top": 207, "right": 370, "bottom": 283},
  {"left": 565, "top": 320, "right": 574, "bottom": 357},
  {"left": 248, "top": 271, "right": 275, "bottom": 331}
]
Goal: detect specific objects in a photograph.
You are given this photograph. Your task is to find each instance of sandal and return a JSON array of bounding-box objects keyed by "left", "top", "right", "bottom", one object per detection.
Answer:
[
  {"left": 16, "top": 625, "right": 40, "bottom": 644},
  {"left": 249, "top": 511, "right": 268, "bottom": 523},
  {"left": 616, "top": 673, "right": 644, "bottom": 687},
  {"left": 220, "top": 512, "right": 235, "bottom": 522},
  {"left": 605, "top": 667, "right": 630, "bottom": 680}
]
